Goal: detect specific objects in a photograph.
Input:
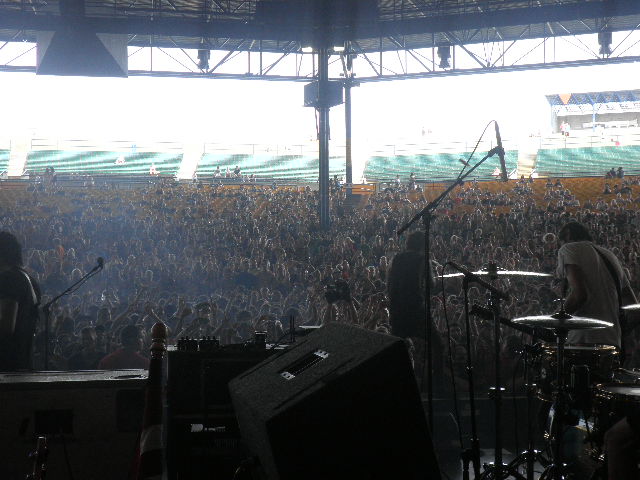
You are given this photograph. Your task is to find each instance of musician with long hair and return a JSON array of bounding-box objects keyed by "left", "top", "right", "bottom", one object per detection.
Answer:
[
  {"left": 557, "top": 221, "right": 639, "bottom": 479},
  {"left": 0, "top": 231, "right": 41, "bottom": 371}
]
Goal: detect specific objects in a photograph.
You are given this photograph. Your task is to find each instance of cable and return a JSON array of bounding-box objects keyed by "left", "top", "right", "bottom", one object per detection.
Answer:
[
  {"left": 512, "top": 342, "right": 524, "bottom": 457},
  {"left": 233, "top": 457, "right": 258, "bottom": 480},
  {"left": 60, "top": 433, "right": 75, "bottom": 480},
  {"left": 456, "top": 120, "right": 495, "bottom": 178},
  {"left": 441, "top": 265, "right": 464, "bottom": 451},
  {"left": 127, "top": 430, "right": 142, "bottom": 480}
]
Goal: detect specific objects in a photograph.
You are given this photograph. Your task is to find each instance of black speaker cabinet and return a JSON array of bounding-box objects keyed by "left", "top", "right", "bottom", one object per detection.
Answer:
[
  {"left": 0, "top": 369, "right": 146, "bottom": 480},
  {"left": 229, "top": 324, "right": 441, "bottom": 480},
  {"left": 303, "top": 81, "right": 344, "bottom": 108},
  {"left": 166, "top": 345, "right": 278, "bottom": 480}
]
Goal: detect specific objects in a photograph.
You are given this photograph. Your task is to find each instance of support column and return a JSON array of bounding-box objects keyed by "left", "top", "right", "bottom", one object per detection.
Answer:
[
  {"left": 317, "top": 47, "right": 330, "bottom": 230},
  {"left": 344, "top": 78, "right": 353, "bottom": 192}
]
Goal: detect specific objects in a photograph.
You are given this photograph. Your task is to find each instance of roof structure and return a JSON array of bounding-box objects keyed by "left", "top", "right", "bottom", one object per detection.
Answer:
[
  {"left": 546, "top": 90, "right": 640, "bottom": 115},
  {"left": 1, "top": 0, "right": 640, "bottom": 54},
  {"left": 0, "top": 0, "right": 639, "bottom": 81}
]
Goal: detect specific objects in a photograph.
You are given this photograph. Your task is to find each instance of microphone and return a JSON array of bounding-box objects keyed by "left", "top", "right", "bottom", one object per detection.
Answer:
[
  {"left": 458, "top": 158, "right": 470, "bottom": 167},
  {"left": 495, "top": 121, "right": 507, "bottom": 182},
  {"left": 97, "top": 257, "right": 105, "bottom": 269}
]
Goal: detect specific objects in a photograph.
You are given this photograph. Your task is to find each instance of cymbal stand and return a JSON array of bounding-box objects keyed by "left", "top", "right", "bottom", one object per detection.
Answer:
[
  {"left": 505, "top": 342, "right": 548, "bottom": 480},
  {"left": 479, "top": 291, "right": 504, "bottom": 479},
  {"left": 445, "top": 262, "right": 514, "bottom": 479},
  {"left": 461, "top": 277, "right": 482, "bottom": 480},
  {"left": 480, "top": 289, "right": 527, "bottom": 480},
  {"left": 540, "top": 316, "right": 570, "bottom": 480}
]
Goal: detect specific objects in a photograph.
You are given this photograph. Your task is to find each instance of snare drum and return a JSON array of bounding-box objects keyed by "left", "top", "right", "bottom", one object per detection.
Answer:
[{"left": 533, "top": 344, "right": 619, "bottom": 402}]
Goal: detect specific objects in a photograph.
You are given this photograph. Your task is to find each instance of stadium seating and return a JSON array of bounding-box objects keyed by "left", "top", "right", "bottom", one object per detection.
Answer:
[
  {"left": 197, "top": 153, "right": 345, "bottom": 182},
  {"left": 535, "top": 145, "right": 640, "bottom": 177},
  {"left": 0, "top": 149, "right": 9, "bottom": 174},
  {"left": 363, "top": 150, "right": 518, "bottom": 182},
  {"left": 26, "top": 150, "right": 182, "bottom": 176}
]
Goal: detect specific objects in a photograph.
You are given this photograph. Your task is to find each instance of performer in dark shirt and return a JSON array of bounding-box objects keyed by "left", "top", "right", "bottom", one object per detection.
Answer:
[
  {"left": 387, "top": 231, "right": 433, "bottom": 338},
  {"left": 0, "top": 232, "right": 41, "bottom": 371}
]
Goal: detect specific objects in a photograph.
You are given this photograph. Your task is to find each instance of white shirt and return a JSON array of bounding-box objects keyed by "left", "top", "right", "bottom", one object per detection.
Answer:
[{"left": 556, "top": 241, "right": 629, "bottom": 347}]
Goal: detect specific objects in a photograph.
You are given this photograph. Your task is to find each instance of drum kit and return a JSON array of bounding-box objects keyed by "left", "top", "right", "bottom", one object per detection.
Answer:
[{"left": 437, "top": 265, "right": 640, "bottom": 480}]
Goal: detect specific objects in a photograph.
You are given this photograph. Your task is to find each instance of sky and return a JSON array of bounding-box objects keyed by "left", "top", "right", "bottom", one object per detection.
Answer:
[{"left": 0, "top": 34, "right": 639, "bottom": 147}]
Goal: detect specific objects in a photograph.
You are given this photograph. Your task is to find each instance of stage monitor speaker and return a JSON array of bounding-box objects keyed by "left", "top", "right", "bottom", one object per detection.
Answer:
[
  {"left": 0, "top": 369, "right": 146, "bottom": 480},
  {"left": 229, "top": 323, "right": 441, "bottom": 480}
]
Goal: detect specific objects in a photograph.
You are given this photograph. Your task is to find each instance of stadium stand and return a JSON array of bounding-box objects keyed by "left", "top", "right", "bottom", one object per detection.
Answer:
[
  {"left": 363, "top": 149, "right": 518, "bottom": 182},
  {"left": 535, "top": 145, "right": 640, "bottom": 177},
  {"left": 0, "top": 149, "right": 9, "bottom": 174},
  {"left": 26, "top": 150, "right": 182, "bottom": 175},
  {"left": 197, "top": 152, "right": 345, "bottom": 182}
]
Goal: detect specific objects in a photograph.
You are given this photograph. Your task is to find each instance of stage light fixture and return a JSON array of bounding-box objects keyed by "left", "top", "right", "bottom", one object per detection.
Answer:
[
  {"left": 197, "top": 47, "right": 210, "bottom": 70},
  {"left": 437, "top": 46, "right": 451, "bottom": 69},
  {"left": 598, "top": 31, "right": 612, "bottom": 56},
  {"left": 333, "top": 45, "right": 345, "bottom": 52},
  {"left": 302, "top": 45, "right": 314, "bottom": 53}
]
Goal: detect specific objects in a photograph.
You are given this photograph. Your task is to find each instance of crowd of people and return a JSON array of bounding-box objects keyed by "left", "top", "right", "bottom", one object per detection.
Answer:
[{"left": 1, "top": 174, "right": 640, "bottom": 391}]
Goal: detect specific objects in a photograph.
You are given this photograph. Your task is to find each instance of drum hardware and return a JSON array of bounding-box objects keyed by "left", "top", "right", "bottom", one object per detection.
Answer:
[
  {"left": 455, "top": 263, "right": 519, "bottom": 480},
  {"left": 502, "top": 343, "right": 551, "bottom": 480},
  {"left": 440, "top": 263, "right": 627, "bottom": 479},
  {"left": 460, "top": 274, "right": 482, "bottom": 480},
  {"left": 592, "top": 383, "right": 640, "bottom": 436},
  {"left": 569, "top": 365, "right": 591, "bottom": 411},
  {"left": 612, "top": 368, "right": 640, "bottom": 384},
  {"left": 440, "top": 269, "right": 553, "bottom": 279},
  {"left": 513, "top": 311, "right": 613, "bottom": 480},
  {"left": 469, "top": 313, "right": 550, "bottom": 479},
  {"left": 532, "top": 345, "right": 619, "bottom": 403},
  {"left": 445, "top": 261, "right": 521, "bottom": 480}
]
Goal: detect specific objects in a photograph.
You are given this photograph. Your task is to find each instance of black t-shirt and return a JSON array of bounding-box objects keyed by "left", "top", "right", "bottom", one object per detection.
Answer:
[
  {"left": 0, "top": 267, "right": 41, "bottom": 371},
  {"left": 387, "top": 250, "right": 426, "bottom": 338}
]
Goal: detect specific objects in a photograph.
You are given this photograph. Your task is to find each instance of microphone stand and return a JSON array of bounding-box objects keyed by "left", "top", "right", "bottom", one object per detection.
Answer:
[
  {"left": 42, "top": 264, "right": 103, "bottom": 370},
  {"left": 461, "top": 276, "right": 481, "bottom": 480},
  {"left": 448, "top": 262, "right": 509, "bottom": 480},
  {"left": 397, "top": 146, "right": 502, "bottom": 431}
]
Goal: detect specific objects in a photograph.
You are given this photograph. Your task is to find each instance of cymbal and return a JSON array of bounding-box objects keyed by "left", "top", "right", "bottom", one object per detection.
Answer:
[
  {"left": 439, "top": 270, "right": 552, "bottom": 279},
  {"left": 622, "top": 304, "right": 640, "bottom": 311},
  {"left": 512, "top": 313, "right": 613, "bottom": 331}
]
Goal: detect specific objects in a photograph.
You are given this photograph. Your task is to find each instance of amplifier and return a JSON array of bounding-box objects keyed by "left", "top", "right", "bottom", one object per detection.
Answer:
[
  {"left": 0, "top": 369, "right": 147, "bottom": 480},
  {"left": 166, "top": 341, "right": 284, "bottom": 480},
  {"left": 167, "top": 341, "right": 283, "bottom": 416}
]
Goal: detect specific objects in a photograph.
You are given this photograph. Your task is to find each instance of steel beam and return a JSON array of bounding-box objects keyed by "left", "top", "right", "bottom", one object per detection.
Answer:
[
  {"left": 0, "top": 1, "right": 639, "bottom": 48},
  {"left": 317, "top": 47, "right": 330, "bottom": 230}
]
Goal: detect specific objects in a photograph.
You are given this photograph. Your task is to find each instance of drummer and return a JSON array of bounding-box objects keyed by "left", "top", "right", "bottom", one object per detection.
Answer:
[
  {"left": 556, "top": 221, "right": 638, "bottom": 480},
  {"left": 556, "top": 221, "right": 636, "bottom": 349}
]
